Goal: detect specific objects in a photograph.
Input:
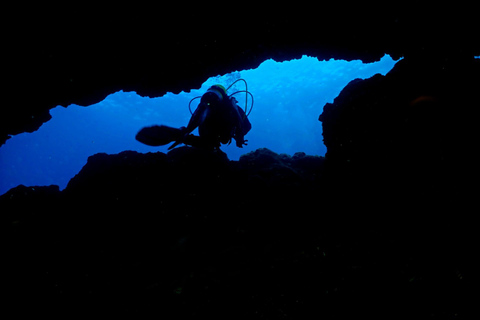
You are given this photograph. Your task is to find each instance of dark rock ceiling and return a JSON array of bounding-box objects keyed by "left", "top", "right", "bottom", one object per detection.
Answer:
[{"left": 1, "top": 5, "right": 478, "bottom": 146}]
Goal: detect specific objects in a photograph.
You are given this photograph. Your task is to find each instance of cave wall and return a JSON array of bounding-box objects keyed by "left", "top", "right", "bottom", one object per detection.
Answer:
[
  {"left": 320, "top": 55, "right": 479, "bottom": 172},
  {"left": 319, "top": 54, "right": 478, "bottom": 223},
  {"left": 2, "top": 5, "right": 478, "bottom": 145},
  {"left": 2, "top": 6, "right": 479, "bottom": 317}
]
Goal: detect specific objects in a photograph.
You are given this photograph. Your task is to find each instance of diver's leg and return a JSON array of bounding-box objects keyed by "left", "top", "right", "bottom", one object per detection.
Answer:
[{"left": 136, "top": 125, "right": 184, "bottom": 146}]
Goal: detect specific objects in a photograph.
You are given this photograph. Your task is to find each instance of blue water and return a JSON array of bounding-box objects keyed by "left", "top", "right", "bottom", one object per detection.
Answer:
[{"left": 0, "top": 55, "right": 398, "bottom": 195}]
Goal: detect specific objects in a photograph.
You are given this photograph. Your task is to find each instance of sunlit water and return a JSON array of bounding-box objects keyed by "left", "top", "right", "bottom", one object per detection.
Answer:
[{"left": 0, "top": 55, "right": 399, "bottom": 194}]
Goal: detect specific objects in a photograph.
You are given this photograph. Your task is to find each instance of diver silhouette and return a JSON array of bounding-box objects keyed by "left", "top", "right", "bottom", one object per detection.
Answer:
[{"left": 136, "top": 79, "right": 252, "bottom": 151}]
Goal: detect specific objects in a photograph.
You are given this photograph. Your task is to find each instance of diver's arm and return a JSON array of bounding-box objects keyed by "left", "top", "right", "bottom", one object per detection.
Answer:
[
  {"left": 233, "top": 104, "right": 247, "bottom": 147},
  {"left": 233, "top": 119, "right": 245, "bottom": 147},
  {"left": 185, "top": 102, "right": 206, "bottom": 134}
]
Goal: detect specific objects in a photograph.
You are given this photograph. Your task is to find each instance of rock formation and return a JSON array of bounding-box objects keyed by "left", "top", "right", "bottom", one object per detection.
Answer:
[
  {"left": 2, "top": 144, "right": 473, "bottom": 317},
  {"left": 1, "top": 5, "right": 477, "bottom": 318}
]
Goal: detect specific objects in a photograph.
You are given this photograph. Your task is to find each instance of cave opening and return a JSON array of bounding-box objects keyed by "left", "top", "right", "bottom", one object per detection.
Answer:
[{"left": 0, "top": 55, "right": 399, "bottom": 195}]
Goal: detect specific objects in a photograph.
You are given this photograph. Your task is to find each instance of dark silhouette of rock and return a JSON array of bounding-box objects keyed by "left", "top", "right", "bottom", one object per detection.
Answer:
[
  {"left": 1, "top": 144, "right": 472, "bottom": 318},
  {"left": 2, "top": 148, "right": 332, "bottom": 317},
  {"left": 2, "top": 6, "right": 478, "bottom": 317},
  {"left": 319, "top": 56, "right": 478, "bottom": 218}
]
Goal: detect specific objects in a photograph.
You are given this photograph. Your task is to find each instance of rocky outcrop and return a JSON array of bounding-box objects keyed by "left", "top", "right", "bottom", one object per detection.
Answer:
[
  {"left": 320, "top": 55, "right": 479, "bottom": 166},
  {"left": 1, "top": 146, "right": 472, "bottom": 317},
  {"left": 2, "top": 148, "right": 331, "bottom": 317},
  {"left": 319, "top": 55, "right": 478, "bottom": 213}
]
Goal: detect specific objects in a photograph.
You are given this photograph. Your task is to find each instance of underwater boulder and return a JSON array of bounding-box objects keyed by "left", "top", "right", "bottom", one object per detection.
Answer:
[
  {"left": 319, "top": 55, "right": 479, "bottom": 232},
  {"left": 239, "top": 148, "right": 309, "bottom": 188}
]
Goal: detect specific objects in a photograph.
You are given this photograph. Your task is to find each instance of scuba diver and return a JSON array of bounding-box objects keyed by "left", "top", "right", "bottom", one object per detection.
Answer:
[{"left": 136, "top": 79, "right": 253, "bottom": 151}]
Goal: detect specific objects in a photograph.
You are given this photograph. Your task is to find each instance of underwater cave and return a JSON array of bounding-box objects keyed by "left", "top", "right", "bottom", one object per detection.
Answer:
[
  {"left": 0, "top": 55, "right": 398, "bottom": 194},
  {"left": 2, "top": 5, "right": 478, "bottom": 318}
]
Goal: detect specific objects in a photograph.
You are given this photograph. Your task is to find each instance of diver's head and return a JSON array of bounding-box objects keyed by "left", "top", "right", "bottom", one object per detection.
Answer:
[
  {"left": 208, "top": 85, "right": 227, "bottom": 100},
  {"left": 201, "top": 84, "right": 228, "bottom": 106}
]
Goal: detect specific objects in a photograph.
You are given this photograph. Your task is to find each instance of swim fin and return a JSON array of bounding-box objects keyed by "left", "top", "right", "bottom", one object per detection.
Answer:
[
  {"left": 136, "top": 125, "right": 215, "bottom": 149},
  {"left": 135, "top": 125, "right": 184, "bottom": 147}
]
